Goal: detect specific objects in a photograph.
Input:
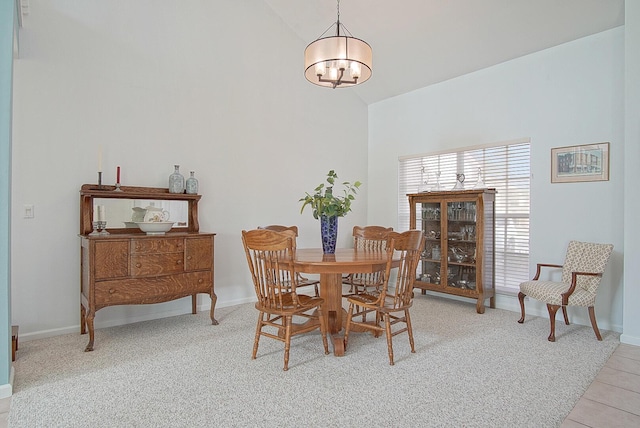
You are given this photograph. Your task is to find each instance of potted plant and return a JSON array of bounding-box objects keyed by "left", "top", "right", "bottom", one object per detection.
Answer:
[{"left": 300, "top": 170, "right": 361, "bottom": 254}]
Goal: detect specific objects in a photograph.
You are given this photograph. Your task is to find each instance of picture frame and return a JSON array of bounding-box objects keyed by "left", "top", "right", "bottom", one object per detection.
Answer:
[{"left": 551, "top": 142, "right": 610, "bottom": 183}]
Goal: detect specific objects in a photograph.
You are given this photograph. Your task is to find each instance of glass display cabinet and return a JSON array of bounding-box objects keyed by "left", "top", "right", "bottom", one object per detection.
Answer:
[{"left": 407, "top": 189, "right": 496, "bottom": 313}]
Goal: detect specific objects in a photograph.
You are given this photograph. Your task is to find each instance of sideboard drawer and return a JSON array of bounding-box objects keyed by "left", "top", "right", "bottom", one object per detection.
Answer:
[
  {"left": 131, "top": 238, "right": 184, "bottom": 254},
  {"left": 95, "top": 271, "right": 213, "bottom": 306},
  {"left": 131, "top": 253, "right": 184, "bottom": 276}
]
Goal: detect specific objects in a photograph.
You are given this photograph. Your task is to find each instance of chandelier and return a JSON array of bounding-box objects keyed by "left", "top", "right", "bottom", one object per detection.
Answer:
[{"left": 304, "top": 0, "right": 372, "bottom": 89}]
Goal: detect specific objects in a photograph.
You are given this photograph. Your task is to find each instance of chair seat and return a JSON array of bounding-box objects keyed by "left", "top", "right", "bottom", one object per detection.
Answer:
[
  {"left": 256, "top": 293, "right": 324, "bottom": 312},
  {"left": 346, "top": 292, "right": 379, "bottom": 306},
  {"left": 347, "top": 291, "right": 412, "bottom": 313},
  {"left": 520, "top": 280, "right": 596, "bottom": 307}
]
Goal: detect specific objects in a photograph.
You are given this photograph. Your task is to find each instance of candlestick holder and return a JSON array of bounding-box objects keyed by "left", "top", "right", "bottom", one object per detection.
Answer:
[
  {"left": 98, "top": 221, "right": 110, "bottom": 235},
  {"left": 89, "top": 221, "right": 101, "bottom": 236},
  {"left": 114, "top": 183, "right": 122, "bottom": 192},
  {"left": 98, "top": 172, "right": 103, "bottom": 190}
]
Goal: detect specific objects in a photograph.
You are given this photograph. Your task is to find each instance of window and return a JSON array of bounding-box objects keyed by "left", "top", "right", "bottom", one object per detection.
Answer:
[{"left": 398, "top": 139, "right": 530, "bottom": 293}]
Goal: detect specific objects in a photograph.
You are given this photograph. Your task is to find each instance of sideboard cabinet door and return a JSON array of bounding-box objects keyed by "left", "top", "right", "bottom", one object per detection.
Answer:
[
  {"left": 94, "top": 240, "right": 128, "bottom": 280},
  {"left": 185, "top": 236, "right": 214, "bottom": 271}
]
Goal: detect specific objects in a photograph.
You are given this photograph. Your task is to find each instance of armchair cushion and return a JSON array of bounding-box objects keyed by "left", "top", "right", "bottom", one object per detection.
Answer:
[{"left": 519, "top": 280, "right": 596, "bottom": 307}]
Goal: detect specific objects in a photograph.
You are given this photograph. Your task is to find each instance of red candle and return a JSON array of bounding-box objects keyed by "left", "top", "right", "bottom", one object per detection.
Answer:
[{"left": 116, "top": 166, "right": 121, "bottom": 184}]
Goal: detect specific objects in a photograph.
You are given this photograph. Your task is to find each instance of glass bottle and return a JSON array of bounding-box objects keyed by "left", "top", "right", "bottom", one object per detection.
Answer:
[
  {"left": 473, "top": 167, "right": 487, "bottom": 189},
  {"left": 168, "top": 165, "right": 185, "bottom": 194},
  {"left": 186, "top": 171, "right": 199, "bottom": 194}
]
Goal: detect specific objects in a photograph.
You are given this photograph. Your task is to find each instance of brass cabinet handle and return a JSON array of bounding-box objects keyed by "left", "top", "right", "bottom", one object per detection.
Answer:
[
  {"left": 136, "top": 263, "right": 141, "bottom": 268},
  {"left": 109, "top": 289, "right": 115, "bottom": 294}
]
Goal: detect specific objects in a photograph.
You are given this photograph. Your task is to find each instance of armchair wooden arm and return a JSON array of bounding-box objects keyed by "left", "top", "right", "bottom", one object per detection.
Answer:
[
  {"left": 532, "top": 263, "right": 563, "bottom": 280},
  {"left": 561, "top": 271, "right": 603, "bottom": 305}
]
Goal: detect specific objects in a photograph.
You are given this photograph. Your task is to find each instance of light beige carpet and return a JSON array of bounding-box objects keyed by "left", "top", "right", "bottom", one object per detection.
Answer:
[{"left": 9, "top": 294, "right": 620, "bottom": 427}]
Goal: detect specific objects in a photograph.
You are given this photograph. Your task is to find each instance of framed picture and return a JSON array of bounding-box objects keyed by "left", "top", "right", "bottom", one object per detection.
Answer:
[{"left": 551, "top": 142, "right": 610, "bottom": 183}]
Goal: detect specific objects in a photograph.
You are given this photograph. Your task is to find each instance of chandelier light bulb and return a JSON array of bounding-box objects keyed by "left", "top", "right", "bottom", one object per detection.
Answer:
[
  {"left": 351, "top": 62, "right": 361, "bottom": 78},
  {"left": 315, "top": 63, "right": 326, "bottom": 76}
]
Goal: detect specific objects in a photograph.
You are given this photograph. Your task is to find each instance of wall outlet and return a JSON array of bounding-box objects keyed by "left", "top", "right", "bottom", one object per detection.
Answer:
[{"left": 24, "top": 204, "right": 34, "bottom": 219}]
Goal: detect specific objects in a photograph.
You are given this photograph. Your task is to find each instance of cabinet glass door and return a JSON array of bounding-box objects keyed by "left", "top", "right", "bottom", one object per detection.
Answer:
[
  {"left": 446, "top": 201, "right": 477, "bottom": 290},
  {"left": 418, "top": 202, "right": 442, "bottom": 285}
]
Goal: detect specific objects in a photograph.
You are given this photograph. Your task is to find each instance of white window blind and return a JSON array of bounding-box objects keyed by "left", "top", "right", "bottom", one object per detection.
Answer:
[{"left": 398, "top": 140, "right": 530, "bottom": 292}]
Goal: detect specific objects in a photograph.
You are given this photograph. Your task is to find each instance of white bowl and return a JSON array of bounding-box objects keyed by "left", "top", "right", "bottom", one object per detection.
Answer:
[{"left": 135, "top": 221, "right": 174, "bottom": 235}]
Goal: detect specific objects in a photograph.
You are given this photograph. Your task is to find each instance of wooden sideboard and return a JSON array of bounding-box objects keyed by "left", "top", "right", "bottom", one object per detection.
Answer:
[{"left": 79, "top": 184, "right": 217, "bottom": 351}]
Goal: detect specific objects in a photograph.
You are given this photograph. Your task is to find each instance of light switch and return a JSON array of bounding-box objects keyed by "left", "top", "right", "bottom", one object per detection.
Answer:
[{"left": 24, "top": 204, "right": 34, "bottom": 219}]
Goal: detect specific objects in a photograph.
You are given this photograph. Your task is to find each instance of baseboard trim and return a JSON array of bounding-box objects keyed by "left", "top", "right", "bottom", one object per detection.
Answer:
[
  {"left": 0, "top": 366, "right": 14, "bottom": 398},
  {"left": 419, "top": 291, "right": 623, "bottom": 333},
  {"left": 18, "top": 296, "right": 258, "bottom": 343},
  {"left": 620, "top": 334, "right": 640, "bottom": 346}
]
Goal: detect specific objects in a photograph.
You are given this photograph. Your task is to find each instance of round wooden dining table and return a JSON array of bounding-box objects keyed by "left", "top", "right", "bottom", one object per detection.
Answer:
[{"left": 294, "top": 248, "right": 398, "bottom": 356}]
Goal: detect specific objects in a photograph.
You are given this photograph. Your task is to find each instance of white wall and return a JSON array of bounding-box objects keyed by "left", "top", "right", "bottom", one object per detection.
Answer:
[
  {"left": 368, "top": 28, "right": 626, "bottom": 334},
  {"left": 1, "top": 0, "right": 16, "bottom": 396},
  {"left": 622, "top": 2, "right": 640, "bottom": 345},
  {"left": 11, "top": 0, "right": 369, "bottom": 339}
]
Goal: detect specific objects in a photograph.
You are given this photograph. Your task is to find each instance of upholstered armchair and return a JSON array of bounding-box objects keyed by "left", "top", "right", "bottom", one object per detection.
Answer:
[{"left": 518, "top": 240, "right": 613, "bottom": 342}]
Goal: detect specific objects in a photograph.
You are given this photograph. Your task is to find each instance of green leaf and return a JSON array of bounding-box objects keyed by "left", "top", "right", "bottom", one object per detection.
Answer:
[{"left": 299, "top": 170, "right": 362, "bottom": 219}]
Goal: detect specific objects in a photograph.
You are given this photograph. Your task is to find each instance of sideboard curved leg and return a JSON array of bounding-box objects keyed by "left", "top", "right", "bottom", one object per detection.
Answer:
[
  {"left": 80, "top": 304, "right": 87, "bottom": 335},
  {"left": 210, "top": 291, "right": 219, "bottom": 325},
  {"left": 84, "top": 312, "right": 95, "bottom": 352}
]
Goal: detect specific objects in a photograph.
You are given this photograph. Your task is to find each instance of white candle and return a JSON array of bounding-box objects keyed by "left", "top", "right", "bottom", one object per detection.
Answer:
[
  {"left": 93, "top": 205, "right": 98, "bottom": 222},
  {"left": 98, "top": 205, "right": 106, "bottom": 222},
  {"left": 98, "top": 146, "right": 103, "bottom": 172}
]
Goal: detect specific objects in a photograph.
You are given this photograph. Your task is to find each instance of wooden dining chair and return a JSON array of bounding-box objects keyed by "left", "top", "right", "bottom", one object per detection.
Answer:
[
  {"left": 344, "top": 229, "right": 425, "bottom": 365},
  {"left": 241, "top": 229, "right": 329, "bottom": 371},
  {"left": 259, "top": 225, "right": 320, "bottom": 296},
  {"left": 343, "top": 225, "right": 394, "bottom": 294}
]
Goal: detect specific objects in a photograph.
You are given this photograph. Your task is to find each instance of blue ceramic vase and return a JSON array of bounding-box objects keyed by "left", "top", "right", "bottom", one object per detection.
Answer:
[{"left": 320, "top": 214, "right": 338, "bottom": 254}]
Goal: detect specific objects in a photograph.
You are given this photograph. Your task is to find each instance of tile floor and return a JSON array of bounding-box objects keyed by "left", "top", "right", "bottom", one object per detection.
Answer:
[
  {"left": 561, "top": 343, "right": 640, "bottom": 427},
  {"left": 0, "top": 343, "right": 638, "bottom": 427}
]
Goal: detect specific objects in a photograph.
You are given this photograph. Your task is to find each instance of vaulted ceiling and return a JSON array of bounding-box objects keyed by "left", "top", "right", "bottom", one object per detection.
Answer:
[{"left": 265, "top": 0, "right": 625, "bottom": 104}]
